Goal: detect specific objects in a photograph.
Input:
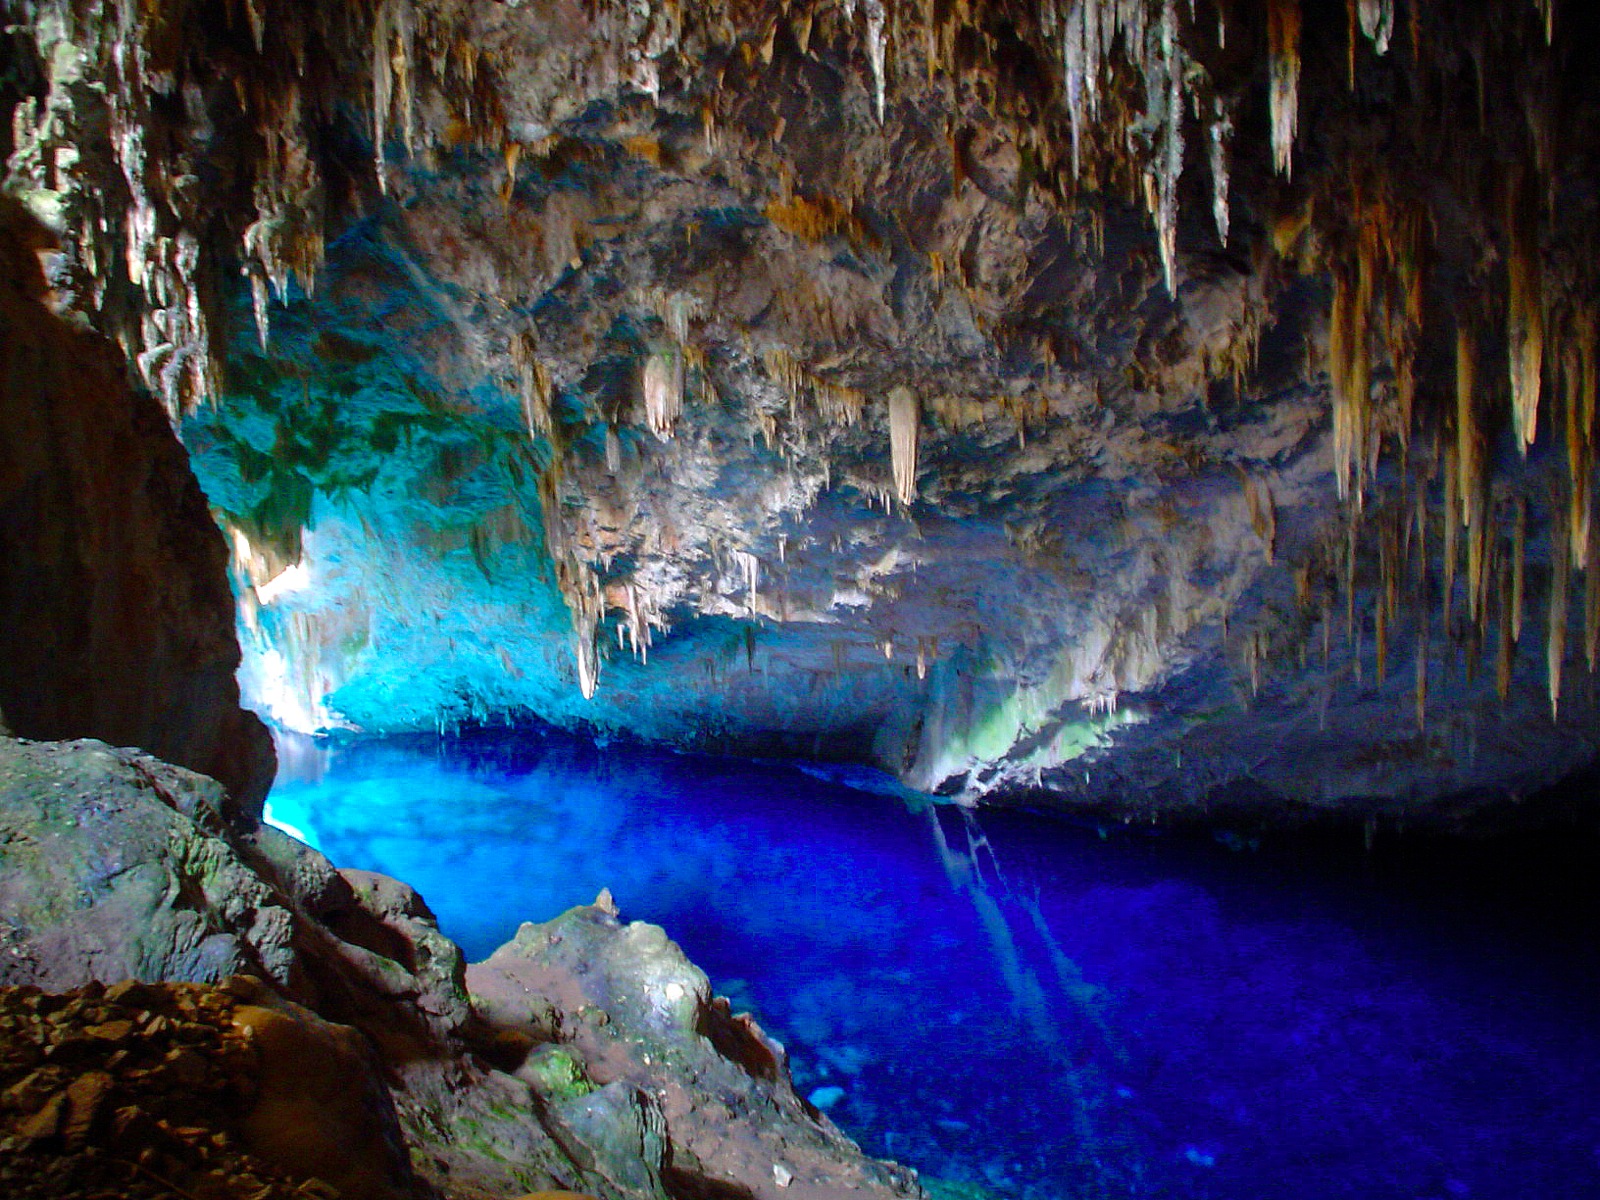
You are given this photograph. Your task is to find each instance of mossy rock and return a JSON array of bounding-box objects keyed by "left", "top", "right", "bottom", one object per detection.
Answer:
[{"left": 519, "top": 1044, "right": 596, "bottom": 1102}]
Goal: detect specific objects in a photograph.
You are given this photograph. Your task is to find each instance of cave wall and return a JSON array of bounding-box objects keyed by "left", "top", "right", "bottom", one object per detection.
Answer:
[{"left": 0, "top": 199, "right": 274, "bottom": 814}]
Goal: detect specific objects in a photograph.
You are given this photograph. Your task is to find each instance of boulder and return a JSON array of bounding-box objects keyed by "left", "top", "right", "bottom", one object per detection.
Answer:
[
  {"left": 0, "top": 737, "right": 297, "bottom": 989},
  {"left": 468, "top": 897, "right": 925, "bottom": 1200}
]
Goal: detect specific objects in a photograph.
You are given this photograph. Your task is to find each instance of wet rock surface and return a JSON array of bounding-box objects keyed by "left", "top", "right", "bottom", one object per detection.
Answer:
[
  {"left": 0, "top": 734, "right": 926, "bottom": 1200},
  {"left": 469, "top": 897, "right": 922, "bottom": 1200},
  {"left": 0, "top": 737, "right": 298, "bottom": 990}
]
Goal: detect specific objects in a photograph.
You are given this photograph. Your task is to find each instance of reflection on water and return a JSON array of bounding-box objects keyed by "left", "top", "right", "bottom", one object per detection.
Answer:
[{"left": 267, "top": 729, "right": 1600, "bottom": 1200}]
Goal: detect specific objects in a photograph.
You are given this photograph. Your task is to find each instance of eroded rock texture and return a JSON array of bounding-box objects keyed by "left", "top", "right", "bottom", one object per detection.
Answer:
[
  {"left": 6, "top": 1, "right": 1600, "bottom": 820},
  {"left": 0, "top": 735, "right": 924, "bottom": 1200},
  {"left": 0, "top": 200, "right": 273, "bottom": 815}
]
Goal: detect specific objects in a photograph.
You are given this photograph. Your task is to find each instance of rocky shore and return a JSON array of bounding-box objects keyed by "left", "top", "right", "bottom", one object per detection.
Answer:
[{"left": 0, "top": 735, "right": 923, "bottom": 1200}]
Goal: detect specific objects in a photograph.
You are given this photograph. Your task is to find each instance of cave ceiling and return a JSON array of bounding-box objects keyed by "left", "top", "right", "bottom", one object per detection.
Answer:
[{"left": 5, "top": 0, "right": 1600, "bottom": 821}]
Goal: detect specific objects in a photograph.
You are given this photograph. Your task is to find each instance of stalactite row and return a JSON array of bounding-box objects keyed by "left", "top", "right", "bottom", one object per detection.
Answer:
[
  {"left": 7, "top": 0, "right": 511, "bottom": 418},
  {"left": 1285, "top": 450, "right": 1599, "bottom": 725},
  {"left": 759, "top": 347, "right": 866, "bottom": 429}
]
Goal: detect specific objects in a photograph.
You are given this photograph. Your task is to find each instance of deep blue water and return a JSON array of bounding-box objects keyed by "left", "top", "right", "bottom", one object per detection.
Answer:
[{"left": 266, "top": 730, "right": 1600, "bottom": 1200}]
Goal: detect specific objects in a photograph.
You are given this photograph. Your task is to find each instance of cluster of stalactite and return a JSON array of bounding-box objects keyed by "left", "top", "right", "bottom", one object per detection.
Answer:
[
  {"left": 1233, "top": 435, "right": 1600, "bottom": 727},
  {"left": 6, "top": 0, "right": 504, "bottom": 418},
  {"left": 6, "top": 0, "right": 1598, "bottom": 712}
]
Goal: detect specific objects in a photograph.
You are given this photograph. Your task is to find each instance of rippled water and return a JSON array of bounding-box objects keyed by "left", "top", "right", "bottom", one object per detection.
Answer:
[{"left": 267, "top": 729, "right": 1600, "bottom": 1200}]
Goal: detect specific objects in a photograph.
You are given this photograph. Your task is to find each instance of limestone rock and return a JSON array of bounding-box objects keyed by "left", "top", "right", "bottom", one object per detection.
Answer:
[
  {"left": 0, "top": 737, "right": 298, "bottom": 990},
  {"left": 469, "top": 900, "right": 924, "bottom": 1200},
  {"left": 0, "top": 200, "right": 273, "bottom": 817}
]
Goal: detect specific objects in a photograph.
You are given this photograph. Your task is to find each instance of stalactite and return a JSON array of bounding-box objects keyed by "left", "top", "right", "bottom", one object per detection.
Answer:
[
  {"left": 1563, "top": 323, "right": 1593, "bottom": 568},
  {"left": 866, "top": 1, "right": 888, "bottom": 123},
  {"left": 1548, "top": 508, "right": 1571, "bottom": 718},
  {"left": 1512, "top": 497, "right": 1527, "bottom": 642},
  {"left": 1456, "top": 328, "right": 1491, "bottom": 623},
  {"left": 1330, "top": 265, "right": 1371, "bottom": 502},
  {"left": 734, "top": 550, "right": 760, "bottom": 615},
  {"left": 1507, "top": 174, "right": 1545, "bottom": 451},
  {"left": 1243, "top": 475, "right": 1276, "bottom": 563},
  {"left": 513, "top": 332, "right": 554, "bottom": 439},
  {"left": 642, "top": 350, "right": 683, "bottom": 440},
  {"left": 247, "top": 266, "right": 271, "bottom": 351},
  {"left": 889, "top": 384, "right": 920, "bottom": 506},
  {"left": 1268, "top": 0, "right": 1302, "bottom": 178},
  {"left": 372, "top": 0, "right": 417, "bottom": 191},
  {"left": 1152, "top": 0, "right": 1183, "bottom": 295},
  {"left": 1207, "top": 96, "right": 1233, "bottom": 247},
  {"left": 1358, "top": 0, "right": 1394, "bottom": 54}
]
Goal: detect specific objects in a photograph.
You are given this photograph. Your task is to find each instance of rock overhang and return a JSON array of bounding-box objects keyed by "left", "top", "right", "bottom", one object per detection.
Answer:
[{"left": 6, "top": 0, "right": 1600, "bottom": 821}]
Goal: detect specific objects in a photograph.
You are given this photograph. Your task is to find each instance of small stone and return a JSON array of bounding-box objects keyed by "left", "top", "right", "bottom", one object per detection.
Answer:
[
  {"left": 105, "top": 980, "right": 157, "bottom": 1008},
  {"left": 16, "top": 1090, "right": 65, "bottom": 1143},
  {"left": 4, "top": 1068, "right": 59, "bottom": 1109},
  {"left": 161, "top": 1046, "right": 210, "bottom": 1087},
  {"left": 62, "top": 1070, "right": 113, "bottom": 1146},
  {"left": 773, "top": 1163, "right": 793, "bottom": 1188}
]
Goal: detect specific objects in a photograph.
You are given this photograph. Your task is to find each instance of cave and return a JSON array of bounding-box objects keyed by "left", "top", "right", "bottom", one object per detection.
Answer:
[{"left": 1, "top": 1, "right": 1598, "bottom": 1197}]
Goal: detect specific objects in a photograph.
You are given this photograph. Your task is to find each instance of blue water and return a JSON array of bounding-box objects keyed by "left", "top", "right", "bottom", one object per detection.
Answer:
[{"left": 267, "top": 730, "right": 1600, "bottom": 1200}]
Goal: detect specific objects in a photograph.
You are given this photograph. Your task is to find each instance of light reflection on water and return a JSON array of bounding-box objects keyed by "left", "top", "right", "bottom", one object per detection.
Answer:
[{"left": 267, "top": 729, "right": 1600, "bottom": 1200}]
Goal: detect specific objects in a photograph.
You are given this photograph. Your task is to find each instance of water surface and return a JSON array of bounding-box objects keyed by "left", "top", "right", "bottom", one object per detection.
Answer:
[{"left": 266, "top": 730, "right": 1600, "bottom": 1200}]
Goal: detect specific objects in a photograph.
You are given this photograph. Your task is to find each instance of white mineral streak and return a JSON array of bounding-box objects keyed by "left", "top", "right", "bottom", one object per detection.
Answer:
[
  {"left": 735, "top": 550, "right": 760, "bottom": 614},
  {"left": 1152, "top": 0, "right": 1183, "bottom": 294},
  {"left": 642, "top": 351, "right": 683, "bottom": 440},
  {"left": 888, "top": 385, "right": 920, "bottom": 506},
  {"left": 1268, "top": 0, "right": 1302, "bottom": 178},
  {"left": 1208, "top": 97, "right": 1233, "bottom": 246},
  {"left": 865, "top": 2, "right": 888, "bottom": 123}
]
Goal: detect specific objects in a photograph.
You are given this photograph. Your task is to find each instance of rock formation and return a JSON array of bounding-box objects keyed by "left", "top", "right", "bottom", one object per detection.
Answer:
[
  {"left": 4, "top": 5, "right": 1599, "bottom": 804},
  {"left": 0, "top": 199, "right": 273, "bottom": 816},
  {"left": 0, "top": 733, "right": 924, "bottom": 1200}
]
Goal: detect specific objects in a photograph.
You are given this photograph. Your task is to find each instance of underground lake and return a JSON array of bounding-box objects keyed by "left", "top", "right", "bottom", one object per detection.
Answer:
[{"left": 264, "top": 729, "right": 1600, "bottom": 1200}]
